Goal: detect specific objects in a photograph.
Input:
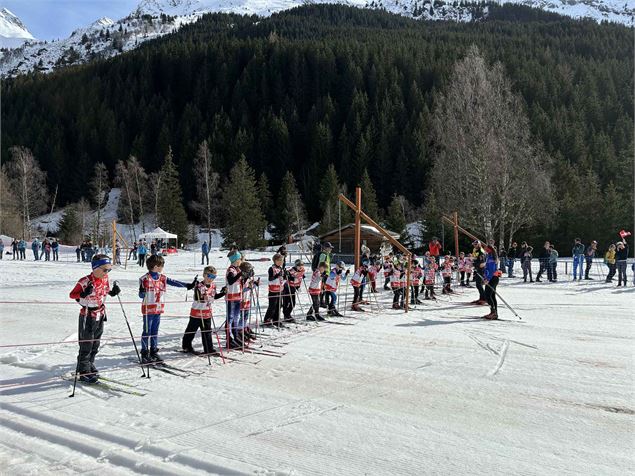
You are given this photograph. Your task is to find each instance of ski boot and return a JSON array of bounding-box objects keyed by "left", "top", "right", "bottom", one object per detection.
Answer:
[
  {"left": 306, "top": 314, "right": 317, "bottom": 321},
  {"left": 141, "top": 350, "right": 153, "bottom": 364},
  {"left": 182, "top": 346, "right": 200, "bottom": 355},
  {"left": 483, "top": 312, "right": 498, "bottom": 320},
  {"left": 149, "top": 348, "right": 163, "bottom": 363},
  {"left": 351, "top": 303, "right": 365, "bottom": 312},
  {"left": 79, "top": 373, "right": 99, "bottom": 384},
  {"left": 90, "top": 363, "right": 99, "bottom": 375},
  {"left": 328, "top": 309, "right": 343, "bottom": 317}
]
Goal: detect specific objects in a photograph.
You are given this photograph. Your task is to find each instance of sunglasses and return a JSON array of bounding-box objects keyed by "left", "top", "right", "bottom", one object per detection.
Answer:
[
  {"left": 206, "top": 274, "right": 217, "bottom": 279},
  {"left": 101, "top": 267, "right": 112, "bottom": 273}
]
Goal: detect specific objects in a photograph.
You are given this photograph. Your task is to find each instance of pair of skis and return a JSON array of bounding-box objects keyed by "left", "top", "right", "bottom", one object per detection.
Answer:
[{"left": 63, "top": 373, "right": 146, "bottom": 396}]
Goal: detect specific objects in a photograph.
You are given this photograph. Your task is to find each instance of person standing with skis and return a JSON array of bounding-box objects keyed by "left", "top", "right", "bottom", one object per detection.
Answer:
[
  {"left": 325, "top": 261, "right": 349, "bottom": 316},
  {"left": 306, "top": 262, "right": 327, "bottom": 321},
  {"left": 69, "top": 254, "right": 121, "bottom": 383},
  {"left": 282, "top": 259, "right": 305, "bottom": 323},
  {"left": 350, "top": 262, "right": 369, "bottom": 311},
  {"left": 471, "top": 240, "right": 488, "bottom": 305},
  {"left": 139, "top": 255, "right": 196, "bottom": 363},
  {"left": 482, "top": 246, "right": 501, "bottom": 320},
  {"left": 224, "top": 250, "right": 244, "bottom": 345},
  {"left": 182, "top": 266, "right": 226, "bottom": 355},
  {"left": 263, "top": 253, "right": 284, "bottom": 328}
]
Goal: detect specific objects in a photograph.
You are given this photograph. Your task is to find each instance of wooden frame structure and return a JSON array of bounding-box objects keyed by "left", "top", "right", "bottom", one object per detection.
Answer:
[
  {"left": 112, "top": 220, "right": 130, "bottom": 268},
  {"left": 440, "top": 212, "right": 487, "bottom": 255},
  {"left": 338, "top": 187, "right": 413, "bottom": 312}
]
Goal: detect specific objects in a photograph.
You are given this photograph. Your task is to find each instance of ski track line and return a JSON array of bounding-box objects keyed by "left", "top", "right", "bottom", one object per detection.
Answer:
[
  {"left": 0, "top": 403, "right": 253, "bottom": 475},
  {"left": 487, "top": 340, "right": 510, "bottom": 377}
]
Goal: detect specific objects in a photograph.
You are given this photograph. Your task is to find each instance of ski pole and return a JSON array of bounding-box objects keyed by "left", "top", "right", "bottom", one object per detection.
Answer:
[
  {"left": 69, "top": 305, "right": 88, "bottom": 398},
  {"left": 114, "top": 285, "right": 147, "bottom": 378},
  {"left": 301, "top": 277, "right": 319, "bottom": 325},
  {"left": 209, "top": 312, "right": 226, "bottom": 364},
  {"left": 485, "top": 281, "right": 522, "bottom": 320}
]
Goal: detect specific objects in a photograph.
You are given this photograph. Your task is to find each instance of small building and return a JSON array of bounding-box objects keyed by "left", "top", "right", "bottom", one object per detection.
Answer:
[{"left": 319, "top": 223, "right": 400, "bottom": 259}]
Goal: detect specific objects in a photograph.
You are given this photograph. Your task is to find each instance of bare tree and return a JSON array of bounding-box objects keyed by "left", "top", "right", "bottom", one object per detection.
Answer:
[
  {"left": 148, "top": 170, "right": 162, "bottom": 229},
  {"left": 114, "top": 156, "right": 149, "bottom": 240},
  {"left": 6, "top": 147, "right": 48, "bottom": 238},
  {"left": 76, "top": 198, "right": 91, "bottom": 239},
  {"left": 89, "top": 162, "right": 110, "bottom": 242},
  {"left": 189, "top": 140, "right": 221, "bottom": 245},
  {"left": 128, "top": 156, "right": 147, "bottom": 233},
  {"left": 0, "top": 165, "right": 23, "bottom": 237},
  {"left": 430, "top": 46, "right": 552, "bottom": 244}
]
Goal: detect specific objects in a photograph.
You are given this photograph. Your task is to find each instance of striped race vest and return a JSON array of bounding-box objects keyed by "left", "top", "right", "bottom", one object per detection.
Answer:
[
  {"left": 190, "top": 282, "right": 216, "bottom": 319},
  {"left": 225, "top": 265, "right": 242, "bottom": 302},
  {"left": 308, "top": 270, "right": 323, "bottom": 295},
  {"left": 140, "top": 273, "right": 167, "bottom": 315},
  {"left": 268, "top": 265, "right": 283, "bottom": 293},
  {"left": 76, "top": 275, "right": 110, "bottom": 320}
]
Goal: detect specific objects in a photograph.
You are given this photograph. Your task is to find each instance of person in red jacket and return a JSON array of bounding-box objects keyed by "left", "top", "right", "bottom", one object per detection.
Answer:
[
  {"left": 428, "top": 237, "right": 442, "bottom": 258},
  {"left": 69, "top": 254, "right": 120, "bottom": 383}
]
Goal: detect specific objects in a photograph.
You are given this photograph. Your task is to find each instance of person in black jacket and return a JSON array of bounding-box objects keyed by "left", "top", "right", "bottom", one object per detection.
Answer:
[
  {"left": 535, "top": 241, "right": 552, "bottom": 282},
  {"left": 615, "top": 240, "right": 629, "bottom": 286},
  {"left": 470, "top": 240, "right": 487, "bottom": 305},
  {"left": 520, "top": 242, "right": 533, "bottom": 282},
  {"left": 506, "top": 241, "right": 518, "bottom": 277}
]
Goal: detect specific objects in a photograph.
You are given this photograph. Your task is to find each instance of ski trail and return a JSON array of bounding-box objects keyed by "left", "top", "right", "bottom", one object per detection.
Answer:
[{"left": 487, "top": 340, "right": 510, "bottom": 377}]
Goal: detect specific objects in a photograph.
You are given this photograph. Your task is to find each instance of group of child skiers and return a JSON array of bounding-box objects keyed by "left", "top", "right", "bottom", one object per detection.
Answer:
[{"left": 69, "top": 229, "right": 631, "bottom": 383}]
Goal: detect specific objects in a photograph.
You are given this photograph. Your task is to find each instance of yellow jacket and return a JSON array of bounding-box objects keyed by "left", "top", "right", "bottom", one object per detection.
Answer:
[{"left": 605, "top": 250, "right": 616, "bottom": 265}]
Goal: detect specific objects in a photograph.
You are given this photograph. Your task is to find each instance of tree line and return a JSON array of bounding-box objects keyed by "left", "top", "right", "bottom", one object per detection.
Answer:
[{"left": 0, "top": 4, "right": 632, "bottom": 249}]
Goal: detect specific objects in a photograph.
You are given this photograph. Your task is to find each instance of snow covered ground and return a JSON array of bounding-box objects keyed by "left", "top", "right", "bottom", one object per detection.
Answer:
[{"left": 0, "top": 251, "right": 633, "bottom": 475}]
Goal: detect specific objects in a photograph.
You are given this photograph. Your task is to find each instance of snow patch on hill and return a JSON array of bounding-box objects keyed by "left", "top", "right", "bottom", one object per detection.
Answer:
[{"left": 0, "top": 7, "right": 35, "bottom": 49}]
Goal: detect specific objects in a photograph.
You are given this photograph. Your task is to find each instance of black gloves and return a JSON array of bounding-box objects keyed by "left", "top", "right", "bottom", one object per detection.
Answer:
[
  {"left": 186, "top": 276, "right": 198, "bottom": 290},
  {"left": 108, "top": 283, "right": 121, "bottom": 297},
  {"left": 345, "top": 269, "right": 350, "bottom": 276},
  {"left": 80, "top": 282, "right": 94, "bottom": 298},
  {"left": 220, "top": 286, "right": 227, "bottom": 294}
]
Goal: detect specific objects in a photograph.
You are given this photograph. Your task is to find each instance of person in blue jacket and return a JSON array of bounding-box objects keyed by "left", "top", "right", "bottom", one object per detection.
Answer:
[
  {"left": 31, "top": 238, "right": 40, "bottom": 260},
  {"left": 201, "top": 241, "right": 209, "bottom": 265},
  {"left": 482, "top": 245, "right": 501, "bottom": 320},
  {"left": 137, "top": 242, "right": 147, "bottom": 267}
]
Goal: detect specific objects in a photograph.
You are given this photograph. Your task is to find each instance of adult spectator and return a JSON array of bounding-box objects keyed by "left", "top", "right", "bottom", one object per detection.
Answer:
[
  {"left": 571, "top": 238, "right": 585, "bottom": 281},
  {"left": 18, "top": 239, "right": 26, "bottom": 260},
  {"left": 11, "top": 239, "right": 18, "bottom": 259},
  {"left": 520, "top": 242, "right": 533, "bottom": 282},
  {"left": 428, "top": 237, "right": 442, "bottom": 259},
  {"left": 0, "top": 239, "right": 4, "bottom": 259},
  {"left": 51, "top": 239, "right": 59, "bottom": 261},
  {"left": 31, "top": 238, "right": 40, "bottom": 260},
  {"left": 615, "top": 240, "right": 629, "bottom": 286},
  {"left": 507, "top": 241, "right": 518, "bottom": 277},
  {"left": 535, "top": 241, "right": 552, "bottom": 282},
  {"left": 548, "top": 245, "right": 559, "bottom": 282},
  {"left": 201, "top": 241, "right": 210, "bottom": 265},
  {"left": 584, "top": 240, "right": 598, "bottom": 280},
  {"left": 138, "top": 241, "right": 147, "bottom": 267}
]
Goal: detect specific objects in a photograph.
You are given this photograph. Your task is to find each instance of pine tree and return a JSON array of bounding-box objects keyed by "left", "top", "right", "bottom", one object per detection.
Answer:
[
  {"left": 222, "top": 157, "right": 266, "bottom": 248},
  {"left": 385, "top": 194, "right": 410, "bottom": 245},
  {"left": 319, "top": 164, "right": 341, "bottom": 234},
  {"left": 358, "top": 169, "right": 380, "bottom": 222},
  {"left": 256, "top": 172, "right": 274, "bottom": 229},
  {"left": 89, "top": 162, "right": 109, "bottom": 243},
  {"left": 58, "top": 205, "right": 83, "bottom": 244},
  {"left": 273, "top": 171, "right": 307, "bottom": 241},
  {"left": 156, "top": 147, "right": 189, "bottom": 241}
]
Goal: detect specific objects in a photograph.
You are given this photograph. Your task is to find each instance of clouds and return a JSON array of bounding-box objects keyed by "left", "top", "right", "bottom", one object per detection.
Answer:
[{"left": 1, "top": 0, "right": 137, "bottom": 40}]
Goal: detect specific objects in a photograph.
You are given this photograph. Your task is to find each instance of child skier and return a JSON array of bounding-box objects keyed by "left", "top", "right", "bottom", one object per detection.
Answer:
[
  {"left": 239, "top": 261, "right": 259, "bottom": 342},
  {"left": 410, "top": 259, "right": 423, "bottom": 304},
  {"left": 225, "top": 250, "right": 244, "bottom": 346},
  {"left": 69, "top": 254, "right": 121, "bottom": 383},
  {"left": 441, "top": 255, "right": 455, "bottom": 294},
  {"left": 283, "top": 259, "right": 305, "bottom": 323},
  {"left": 350, "top": 262, "right": 369, "bottom": 311},
  {"left": 423, "top": 256, "right": 438, "bottom": 300},
  {"left": 307, "top": 262, "right": 327, "bottom": 321},
  {"left": 263, "top": 253, "right": 285, "bottom": 327},
  {"left": 324, "top": 261, "right": 349, "bottom": 316},
  {"left": 182, "top": 266, "right": 226, "bottom": 355},
  {"left": 391, "top": 261, "right": 405, "bottom": 309},
  {"left": 383, "top": 254, "right": 393, "bottom": 290},
  {"left": 139, "top": 255, "right": 196, "bottom": 363}
]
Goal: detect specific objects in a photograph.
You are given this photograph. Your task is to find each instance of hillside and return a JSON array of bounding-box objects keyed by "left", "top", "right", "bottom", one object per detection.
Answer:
[{"left": 0, "top": 4, "right": 633, "bottom": 246}]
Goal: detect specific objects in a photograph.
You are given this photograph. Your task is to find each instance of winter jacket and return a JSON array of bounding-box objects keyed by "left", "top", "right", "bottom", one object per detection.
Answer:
[
  {"left": 616, "top": 244, "right": 629, "bottom": 261},
  {"left": 586, "top": 245, "right": 596, "bottom": 258},
  {"left": 549, "top": 250, "right": 559, "bottom": 264},
  {"left": 520, "top": 248, "right": 533, "bottom": 263},
  {"left": 484, "top": 254, "right": 498, "bottom": 280},
  {"left": 538, "top": 248, "right": 551, "bottom": 260},
  {"left": 508, "top": 246, "right": 519, "bottom": 259},
  {"left": 604, "top": 250, "right": 616, "bottom": 265},
  {"left": 572, "top": 243, "right": 585, "bottom": 256},
  {"left": 138, "top": 244, "right": 147, "bottom": 255},
  {"left": 201, "top": 242, "right": 209, "bottom": 254}
]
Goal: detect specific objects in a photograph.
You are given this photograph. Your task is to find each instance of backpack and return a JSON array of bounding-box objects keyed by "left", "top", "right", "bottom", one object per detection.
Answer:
[{"left": 311, "top": 242, "right": 322, "bottom": 271}]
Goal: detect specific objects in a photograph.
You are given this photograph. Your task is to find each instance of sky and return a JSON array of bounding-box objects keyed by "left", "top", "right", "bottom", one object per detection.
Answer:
[{"left": 2, "top": 0, "right": 139, "bottom": 41}]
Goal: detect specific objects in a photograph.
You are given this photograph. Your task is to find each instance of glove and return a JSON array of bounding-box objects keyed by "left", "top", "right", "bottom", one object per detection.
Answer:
[
  {"left": 109, "top": 283, "right": 121, "bottom": 296},
  {"left": 220, "top": 286, "right": 227, "bottom": 294},
  {"left": 186, "top": 276, "right": 198, "bottom": 290},
  {"left": 80, "top": 282, "right": 94, "bottom": 298},
  {"left": 345, "top": 269, "right": 350, "bottom": 276}
]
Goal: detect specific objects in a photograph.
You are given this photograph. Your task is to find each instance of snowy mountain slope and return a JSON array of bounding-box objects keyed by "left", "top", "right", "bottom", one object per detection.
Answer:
[
  {"left": 1, "top": 0, "right": 632, "bottom": 77},
  {"left": 0, "top": 8, "right": 35, "bottom": 49}
]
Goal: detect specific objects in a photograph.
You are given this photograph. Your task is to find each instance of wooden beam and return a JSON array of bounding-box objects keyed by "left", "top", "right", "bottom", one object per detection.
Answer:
[
  {"left": 338, "top": 192, "right": 412, "bottom": 312},
  {"left": 453, "top": 211, "right": 459, "bottom": 259},
  {"left": 441, "top": 214, "right": 485, "bottom": 245}
]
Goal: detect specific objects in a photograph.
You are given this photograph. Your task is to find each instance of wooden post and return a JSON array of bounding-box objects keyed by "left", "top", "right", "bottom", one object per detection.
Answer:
[
  {"left": 355, "top": 187, "right": 361, "bottom": 270},
  {"left": 338, "top": 192, "right": 412, "bottom": 313},
  {"left": 453, "top": 211, "right": 459, "bottom": 258}
]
